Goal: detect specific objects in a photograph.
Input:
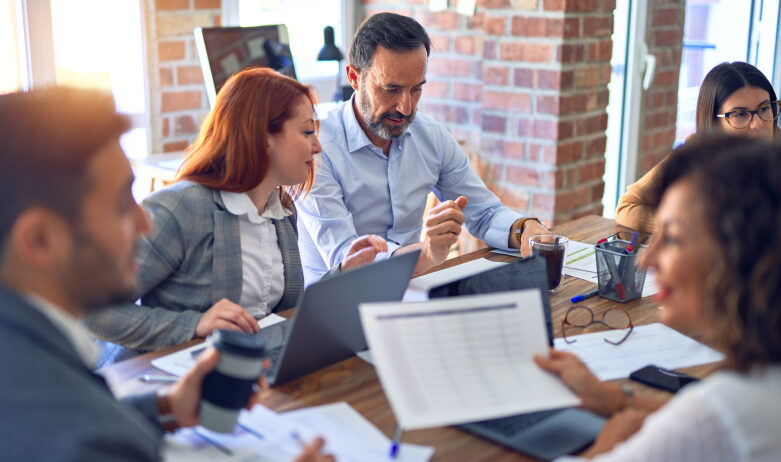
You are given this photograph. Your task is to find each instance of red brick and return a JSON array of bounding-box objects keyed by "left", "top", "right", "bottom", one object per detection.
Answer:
[
  {"left": 591, "top": 182, "right": 605, "bottom": 202},
  {"left": 511, "top": 17, "right": 564, "bottom": 38},
  {"left": 532, "top": 193, "right": 555, "bottom": 212},
  {"left": 518, "top": 117, "right": 532, "bottom": 136},
  {"left": 428, "top": 58, "right": 472, "bottom": 77},
  {"left": 555, "top": 186, "right": 590, "bottom": 212},
  {"left": 587, "top": 136, "right": 607, "bottom": 156},
  {"left": 542, "top": 0, "right": 564, "bottom": 10},
  {"left": 578, "top": 159, "right": 605, "bottom": 182},
  {"left": 537, "top": 70, "right": 560, "bottom": 89},
  {"left": 583, "top": 16, "right": 613, "bottom": 37},
  {"left": 564, "top": 17, "right": 580, "bottom": 37},
  {"left": 177, "top": 65, "right": 204, "bottom": 85},
  {"left": 483, "top": 91, "right": 531, "bottom": 112},
  {"left": 537, "top": 95, "right": 559, "bottom": 115},
  {"left": 559, "top": 120, "right": 574, "bottom": 139},
  {"left": 423, "top": 103, "right": 468, "bottom": 124},
  {"left": 159, "top": 67, "right": 173, "bottom": 87},
  {"left": 453, "top": 83, "right": 482, "bottom": 102},
  {"left": 195, "top": 0, "right": 220, "bottom": 8},
  {"left": 533, "top": 118, "right": 558, "bottom": 139},
  {"left": 467, "top": 12, "right": 485, "bottom": 30},
  {"left": 653, "top": 29, "right": 683, "bottom": 47},
  {"left": 652, "top": 7, "right": 679, "bottom": 27},
  {"left": 423, "top": 81, "right": 449, "bottom": 98},
  {"left": 162, "top": 118, "right": 170, "bottom": 137},
  {"left": 484, "top": 66, "right": 509, "bottom": 85},
  {"left": 573, "top": 66, "right": 600, "bottom": 88},
  {"left": 420, "top": 10, "right": 459, "bottom": 30},
  {"left": 507, "top": 166, "right": 541, "bottom": 187},
  {"left": 653, "top": 70, "right": 678, "bottom": 87},
  {"left": 483, "top": 40, "right": 497, "bottom": 59},
  {"left": 175, "top": 115, "right": 198, "bottom": 136},
  {"left": 554, "top": 140, "right": 584, "bottom": 164},
  {"left": 429, "top": 34, "right": 451, "bottom": 53},
  {"left": 514, "top": 68, "right": 534, "bottom": 87},
  {"left": 156, "top": 0, "right": 188, "bottom": 11},
  {"left": 489, "top": 185, "right": 529, "bottom": 211},
  {"left": 557, "top": 43, "right": 584, "bottom": 63},
  {"left": 484, "top": 16, "right": 506, "bottom": 35},
  {"left": 159, "top": 41, "right": 185, "bottom": 61},
  {"left": 161, "top": 91, "right": 202, "bottom": 112},
  {"left": 455, "top": 36, "right": 476, "bottom": 55},
  {"left": 500, "top": 42, "right": 554, "bottom": 63},
  {"left": 503, "top": 141, "right": 526, "bottom": 159},
  {"left": 482, "top": 114, "right": 507, "bottom": 133},
  {"left": 483, "top": 0, "right": 511, "bottom": 8},
  {"left": 164, "top": 140, "right": 189, "bottom": 152}
]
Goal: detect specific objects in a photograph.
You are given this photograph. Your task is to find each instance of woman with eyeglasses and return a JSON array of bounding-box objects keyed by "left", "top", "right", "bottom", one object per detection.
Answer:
[
  {"left": 615, "top": 61, "right": 778, "bottom": 233},
  {"left": 537, "top": 134, "right": 781, "bottom": 461}
]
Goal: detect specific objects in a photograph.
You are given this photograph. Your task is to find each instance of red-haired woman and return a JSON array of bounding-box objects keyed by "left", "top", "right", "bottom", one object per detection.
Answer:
[{"left": 87, "top": 68, "right": 385, "bottom": 354}]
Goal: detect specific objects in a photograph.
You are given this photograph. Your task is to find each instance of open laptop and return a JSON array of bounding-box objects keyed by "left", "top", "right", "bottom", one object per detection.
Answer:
[
  {"left": 437, "top": 256, "right": 605, "bottom": 461},
  {"left": 259, "top": 250, "right": 419, "bottom": 386}
]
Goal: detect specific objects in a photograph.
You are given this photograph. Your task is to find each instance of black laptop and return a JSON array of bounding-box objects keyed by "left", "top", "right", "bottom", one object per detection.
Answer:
[
  {"left": 430, "top": 256, "right": 606, "bottom": 461},
  {"left": 258, "top": 250, "right": 419, "bottom": 386}
]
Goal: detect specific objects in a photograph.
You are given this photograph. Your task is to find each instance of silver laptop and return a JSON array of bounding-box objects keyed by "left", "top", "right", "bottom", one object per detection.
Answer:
[{"left": 259, "top": 250, "right": 420, "bottom": 386}]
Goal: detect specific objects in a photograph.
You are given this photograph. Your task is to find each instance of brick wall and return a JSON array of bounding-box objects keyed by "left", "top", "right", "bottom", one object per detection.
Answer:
[
  {"left": 636, "top": 1, "right": 685, "bottom": 174},
  {"left": 361, "top": 0, "right": 618, "bottom": 225},
  {"left": 146, "top": 0, "right": 222, "bottom": 153}
]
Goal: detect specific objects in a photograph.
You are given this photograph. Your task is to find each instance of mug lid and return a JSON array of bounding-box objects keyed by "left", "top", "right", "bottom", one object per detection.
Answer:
[{"left": 209, "top": 330, "right": 265, "bottom": 357}]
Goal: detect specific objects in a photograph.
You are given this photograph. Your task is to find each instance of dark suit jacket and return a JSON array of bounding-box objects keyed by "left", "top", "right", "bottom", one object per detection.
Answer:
[{"left": 0, "top": 284, "right": 163, "bottom": 461}]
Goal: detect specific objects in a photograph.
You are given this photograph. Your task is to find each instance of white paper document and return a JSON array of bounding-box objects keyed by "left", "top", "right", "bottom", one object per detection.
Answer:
[
  {"left": 407, "top": 258, "right": 508, "bottom": 292},
  {"left": 554, "top": 322, "right": 724, "bottom": 381},
  {"left": 360, "top": 290, "right": 579, "bottom": 430},
  {"left": 151, "top": 314, "right": 286, "bottom": 377},
  {"left": 164, "top": 403, "right": 433, "bottom": 462}
]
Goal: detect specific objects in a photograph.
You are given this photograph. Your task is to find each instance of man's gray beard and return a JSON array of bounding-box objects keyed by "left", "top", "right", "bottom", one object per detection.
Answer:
[{"left": 359, "top": 89, "right": 412, "bottom": 141}]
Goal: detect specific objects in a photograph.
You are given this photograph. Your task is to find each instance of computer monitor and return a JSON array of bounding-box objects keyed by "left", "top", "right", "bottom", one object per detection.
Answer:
[{"left": 194, "top": 25, "right": 297, "bottom": 107}]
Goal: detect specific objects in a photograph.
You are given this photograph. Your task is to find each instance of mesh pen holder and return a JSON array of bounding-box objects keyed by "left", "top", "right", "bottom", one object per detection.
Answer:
[{"left": 595, "top": 240, "right": 646, "bottom": 303}]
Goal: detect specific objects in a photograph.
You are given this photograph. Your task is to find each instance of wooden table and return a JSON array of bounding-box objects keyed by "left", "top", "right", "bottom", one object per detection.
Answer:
[{"left": 99, "top": 216, "right": 721, "bottom": 461}]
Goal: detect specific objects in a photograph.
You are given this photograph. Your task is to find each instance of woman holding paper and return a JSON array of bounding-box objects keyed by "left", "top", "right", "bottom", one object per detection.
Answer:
[
  {"left": 615, "top": 61, "right": 778, "bottom": 232},
  {"left": 536, "top": 134, "right": 781, "bottom": 461},
  {"left": 86, "top": 67, "right": 386, "bottom": 355}
]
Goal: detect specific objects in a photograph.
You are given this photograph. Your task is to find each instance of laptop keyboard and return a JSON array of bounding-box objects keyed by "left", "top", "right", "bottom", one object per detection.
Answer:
[{"left": 470, "top": 409, "right": 563, "bottom": 437}]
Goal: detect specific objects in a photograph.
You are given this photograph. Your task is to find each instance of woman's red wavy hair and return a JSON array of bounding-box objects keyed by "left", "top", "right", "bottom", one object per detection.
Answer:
[{"left": 176, "top": 67, "right": 318, "bottom": 207}]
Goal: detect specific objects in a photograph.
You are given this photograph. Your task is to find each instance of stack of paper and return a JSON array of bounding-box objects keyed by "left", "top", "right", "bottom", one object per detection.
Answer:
[{"left": 164, "top": 403, "right": 434, "bottom": 462}]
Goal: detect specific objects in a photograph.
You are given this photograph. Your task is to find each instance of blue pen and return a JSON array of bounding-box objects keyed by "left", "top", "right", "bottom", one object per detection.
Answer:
[
  {"left": 389, "top": 424, "right": 402, "bottom": 459},
  {"left": 570, "top": 289, "right": 599, "bottom": 303}
]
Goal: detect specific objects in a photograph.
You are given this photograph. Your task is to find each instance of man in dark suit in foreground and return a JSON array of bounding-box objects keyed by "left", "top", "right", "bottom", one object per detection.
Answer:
[{"left": 0, "top": 88, "right": 330, "bottom": 461}]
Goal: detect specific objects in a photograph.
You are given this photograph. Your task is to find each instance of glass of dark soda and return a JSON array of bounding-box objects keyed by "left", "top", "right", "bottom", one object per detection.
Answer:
[{"left": 529, "top": 234, "right": 569, "bottom": 294}]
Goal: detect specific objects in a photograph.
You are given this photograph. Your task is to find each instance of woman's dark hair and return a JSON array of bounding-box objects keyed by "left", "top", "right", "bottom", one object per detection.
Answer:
[
  {"left": 696, "top": 61, "right": 778, "bottom": 133},
  {"left": 176, "top": 67, "right": 317, "bottom": 208},
  {"left": 349, "top": 12, "right": 430, "bottom": 70},
  {"left": 650, "top": 134, "right": 781, "bottom": 370}
]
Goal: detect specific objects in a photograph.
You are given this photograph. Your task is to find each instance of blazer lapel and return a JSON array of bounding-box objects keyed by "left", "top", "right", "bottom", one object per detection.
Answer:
[
  {"left": 272, "top": 214, "right": 304, "bottom": 312},
  {"left": 211, "top": 192, "right": 242, "bottom": 304}
]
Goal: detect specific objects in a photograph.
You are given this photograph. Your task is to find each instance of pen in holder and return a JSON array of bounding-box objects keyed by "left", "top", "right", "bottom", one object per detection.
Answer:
[{"left": 595, "top": 240, "right": 646, "bottom": 303}]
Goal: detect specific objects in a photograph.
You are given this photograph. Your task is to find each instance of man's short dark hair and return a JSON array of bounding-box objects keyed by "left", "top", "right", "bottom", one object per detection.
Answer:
[
  {"left": 349, "top": 12, "right": 431, "bottom": 70},
  {"left": 0, "top": 88, "right": 129, "bottom": 247}
]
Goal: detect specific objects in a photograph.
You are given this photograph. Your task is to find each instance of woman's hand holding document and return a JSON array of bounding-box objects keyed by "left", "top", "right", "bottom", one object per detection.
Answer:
[{"left": 359, "top": 290, "right": 579, "bottom": 430}]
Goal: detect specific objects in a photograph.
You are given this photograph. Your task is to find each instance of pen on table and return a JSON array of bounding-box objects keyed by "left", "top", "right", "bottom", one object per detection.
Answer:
[
  {"left": 389, "top": 424, "right": 403, "bottom": 459},
  {"left": 193, "top": 428, "right": 233, "bottom": 456},
  {"left": 138, "top": 374, "right": 178, "bottom": 383},
  {"left": 570, "top": 289, "right": 599, "bottom": 303},
  {"left": 291, "top": 430, "right": 306, "bottom": 448}
]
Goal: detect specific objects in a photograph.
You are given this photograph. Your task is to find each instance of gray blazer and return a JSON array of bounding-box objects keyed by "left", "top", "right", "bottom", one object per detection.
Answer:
[
  {"left": 86, "top": 181, "right": 305, "bottom": 351},
  {"left": 0, "top": 284, "right": 162, "bottom": 461}
]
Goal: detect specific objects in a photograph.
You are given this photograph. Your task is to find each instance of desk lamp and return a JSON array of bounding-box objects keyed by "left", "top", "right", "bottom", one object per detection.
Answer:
[{"left": 317, "top": 26, "right": 344, "bottom": 102}]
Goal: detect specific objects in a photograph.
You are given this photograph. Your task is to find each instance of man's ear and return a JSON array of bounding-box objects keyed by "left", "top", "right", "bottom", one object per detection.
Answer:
[
  {"left": 346, "top": 64, "right": 361, "bottom": 91},
  {"left": 9, "top": 207, "right": 72, "bottom": 270}
]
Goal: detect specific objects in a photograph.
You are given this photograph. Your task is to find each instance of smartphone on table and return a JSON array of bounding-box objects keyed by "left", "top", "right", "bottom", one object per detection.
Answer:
[{"left": 629, "top": 365, "right": 699, "bottom": 393}]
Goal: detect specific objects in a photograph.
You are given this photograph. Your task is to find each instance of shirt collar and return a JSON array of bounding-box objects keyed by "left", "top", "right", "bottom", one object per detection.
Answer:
[
  {"left": 23, "top": 292, "right": 99, "bottom": 369},
  {"left": 220, "top": 190, "right": 292, "bottom": 224},
  {"left": 343, "top": 96, "right": 412, "bottom": 154}
]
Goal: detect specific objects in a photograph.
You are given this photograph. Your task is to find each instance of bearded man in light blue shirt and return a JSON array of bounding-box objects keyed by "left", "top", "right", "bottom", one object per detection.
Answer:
[{"left": 296, "top": 12, "right": 550, "bottom": 284}]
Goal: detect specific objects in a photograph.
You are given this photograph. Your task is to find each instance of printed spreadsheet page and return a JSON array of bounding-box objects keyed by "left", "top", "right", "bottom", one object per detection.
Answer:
[{"left": 360, "top": 290, "right": 579, "bottom": 430}]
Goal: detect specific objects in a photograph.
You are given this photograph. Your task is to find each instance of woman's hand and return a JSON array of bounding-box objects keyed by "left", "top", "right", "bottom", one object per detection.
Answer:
[
  {"left": 534, "top": 349, "right": 621, "bottom": 416},
  {"left": 292, "top": 437, "right": 335, "bottom": 462},
  {"left": 195, "top": 298, "right": 259, "bottom": 338},
  {"left": 341, "top": 235, "right": 388, "bottom": 271}
]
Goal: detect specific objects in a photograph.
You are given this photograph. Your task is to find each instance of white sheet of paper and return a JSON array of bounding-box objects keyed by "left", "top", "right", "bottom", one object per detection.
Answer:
[
  {"left": 406, "top": 257, "right": 507, "bottom": 293},
  {"left": 456, "top": 0, "right": 476, "bottom": 15},
  {"left": 151, "top": 314, "right": 286, "bottom": 377},
  {"left": 554, "top": 322, "right": 724, "bottom": 381},
  {"left": 360, "top": 290, "right": 579, "bottom": 430}
]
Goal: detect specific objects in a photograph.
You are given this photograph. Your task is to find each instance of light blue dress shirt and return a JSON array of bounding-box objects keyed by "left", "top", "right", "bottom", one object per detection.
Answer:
[{"left": 295, "top": 98, "right": 524, "bottom": 284}]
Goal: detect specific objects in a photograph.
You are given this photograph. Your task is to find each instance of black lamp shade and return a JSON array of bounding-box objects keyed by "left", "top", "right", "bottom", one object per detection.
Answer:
[{"left": 317, "top": 26, "right": 343, "bottom": 61}]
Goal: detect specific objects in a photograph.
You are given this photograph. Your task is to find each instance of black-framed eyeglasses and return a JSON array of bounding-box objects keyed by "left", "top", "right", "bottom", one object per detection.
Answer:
[
  {"left": 716, "top": 100, "right": 781, "bottom": 129},
  {"left": 562, "top": 305, "right": 634, "bottom": 345}
]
